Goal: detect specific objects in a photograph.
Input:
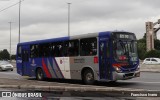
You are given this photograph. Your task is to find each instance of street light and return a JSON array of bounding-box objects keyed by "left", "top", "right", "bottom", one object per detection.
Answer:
[
  {"left": 9, "top": 22, "right": 13, "bottom": 61},
  {"left": 19, "top": 0, "right": 21, "bottom": 43},
  {"left": 67, "top": 3, "right": 71, "bottom": 36}
]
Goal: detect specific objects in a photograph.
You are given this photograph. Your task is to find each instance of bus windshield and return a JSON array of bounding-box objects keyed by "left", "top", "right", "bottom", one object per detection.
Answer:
[{"left": 113, "top": 40, "right": 138, "bottom": 63}]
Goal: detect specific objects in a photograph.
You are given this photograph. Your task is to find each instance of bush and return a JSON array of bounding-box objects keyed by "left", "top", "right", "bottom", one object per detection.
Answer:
[{"left": 145, "top": 50, "right": 160, "bottom": 58}]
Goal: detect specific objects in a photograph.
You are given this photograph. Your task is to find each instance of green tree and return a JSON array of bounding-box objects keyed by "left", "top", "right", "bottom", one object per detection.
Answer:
[
  {"left": 11, "top": 55, "right": 16, "bottom": 60},
  {"left": 154, "top": 39, "right": 160, "bottom": 50},
  {"left": 0, "top": 49, "right": 10, "bottom": 60},
  {"left": 137, "top": 38, "right": 146, "bottom": 60},
  {"left": 145, "top": 50, "right": 160, "bottom": 58},
  {"left": 137, "top": 33, "right": 160, "bottom": 59}
]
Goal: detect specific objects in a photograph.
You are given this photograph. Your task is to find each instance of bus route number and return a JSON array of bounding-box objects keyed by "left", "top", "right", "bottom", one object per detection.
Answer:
[{"left": 120, "top": 34, "right": 129, "bottom": 39}]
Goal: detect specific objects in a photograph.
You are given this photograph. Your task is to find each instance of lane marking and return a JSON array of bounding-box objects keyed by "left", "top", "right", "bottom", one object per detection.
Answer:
[{"left": 121, "top": 81, "right": 160, "bottom": 84}]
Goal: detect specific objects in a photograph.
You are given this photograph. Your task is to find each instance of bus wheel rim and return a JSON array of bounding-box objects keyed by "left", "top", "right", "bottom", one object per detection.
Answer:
[
  {"left": 38, "top": 70, "right": 42, "bottom": 79},
  {"left": 86, "top": 73, "right": 93, "bottom": 81}
]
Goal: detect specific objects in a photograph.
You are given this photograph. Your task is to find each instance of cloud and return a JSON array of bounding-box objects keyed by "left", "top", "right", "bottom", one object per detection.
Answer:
[{"left": 0, "top": 0, "right": 160, "bottom": 54}]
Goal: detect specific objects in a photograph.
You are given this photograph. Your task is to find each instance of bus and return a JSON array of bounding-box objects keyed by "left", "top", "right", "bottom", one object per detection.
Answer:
[{"left": 16, "top": 31, "right": 140, "bottom": 85}]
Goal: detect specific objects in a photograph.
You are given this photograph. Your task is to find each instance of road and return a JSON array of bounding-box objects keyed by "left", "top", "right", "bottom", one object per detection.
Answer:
[
  {"left": 0, "top": 68, "right": 23, "bottom": 80},
  {"left": 118, "top": 72, "right": 160, "bottom": 90},
  {"left": 0, "top": 68, "right": 160, "bottom": 90},
  {"left": 0, "top": 69, "right": 160, "bottom": 99}
]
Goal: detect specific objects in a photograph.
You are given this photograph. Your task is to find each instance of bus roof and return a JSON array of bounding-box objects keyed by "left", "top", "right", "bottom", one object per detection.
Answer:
[
  {"left": 18, "top": 37, "right": 69, "bottom": 45},
  {"left": 17, "top": 31, "right": 134, "bottom": 46}
]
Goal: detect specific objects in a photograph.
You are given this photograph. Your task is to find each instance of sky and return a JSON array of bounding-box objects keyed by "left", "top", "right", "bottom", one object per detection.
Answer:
[{"left": 0, "top": 0, "right": 160, "bottom": 54}]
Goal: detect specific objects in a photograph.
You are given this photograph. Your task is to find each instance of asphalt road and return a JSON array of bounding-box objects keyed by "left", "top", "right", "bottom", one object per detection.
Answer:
[
  {"left": 0, "top": 68, "right": 160, "bottom": 90},
  {"left": 0, "top": 68, "right": 23, "bottom": 80},
  {"left": 118, "top": 72, "right": 160, "bottom": 90},
  {"left": 0, "top": 70, "right": 160, "bottom": 99}
]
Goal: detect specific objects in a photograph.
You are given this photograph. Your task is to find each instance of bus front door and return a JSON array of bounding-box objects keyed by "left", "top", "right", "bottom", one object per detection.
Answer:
[
  {"left": 99, "top": 39, "right": 111, "bottom": 80},
  {"left": 22, "top": 49, "right": 30, "bottom": 76}
]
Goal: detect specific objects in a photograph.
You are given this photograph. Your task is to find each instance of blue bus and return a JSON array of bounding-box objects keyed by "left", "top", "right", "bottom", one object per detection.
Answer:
[{"left": 16, "top": 31, "right": 140, "bottom": 84}]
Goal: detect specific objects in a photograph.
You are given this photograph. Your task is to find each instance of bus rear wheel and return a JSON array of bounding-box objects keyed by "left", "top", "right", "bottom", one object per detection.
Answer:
[
  {"left": 83, "top": 69, "right": 95, "bottom": 85},
  {"left": 36, "top": 68, "right": 44, "bottom": 81}
]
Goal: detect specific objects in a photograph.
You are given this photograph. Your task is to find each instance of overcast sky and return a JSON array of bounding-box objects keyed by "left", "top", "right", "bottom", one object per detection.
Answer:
[{"left": 0, "top": 0, "right": 160, "bottom": 54}]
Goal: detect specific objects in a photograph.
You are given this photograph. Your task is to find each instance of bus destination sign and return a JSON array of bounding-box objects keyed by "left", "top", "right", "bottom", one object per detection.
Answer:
[
  {"left": 115, "top": 33, "right": 135, "bottom": 40},
  {"left": 119, "top": 34, "right": 129, "bottom": 39}
]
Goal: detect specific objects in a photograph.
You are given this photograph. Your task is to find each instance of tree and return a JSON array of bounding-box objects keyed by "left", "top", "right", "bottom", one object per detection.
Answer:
[
  {"left": 137, "top": 33, "right": 160, "bottom": 60},
  {"left": 137, "top": 38, "right": 146, "bottom": 60},
  {"left": 145, "top": 50, "right": 160, "bottom": 58},
  {"left": 11, "top": 55, "right": 16, "bottom": 60},
  {"left": 154, "top": 39, "right": 160, "bottom": 50},
  {"left": 0, "top": 49, "right": 10, "bottom": 60}
]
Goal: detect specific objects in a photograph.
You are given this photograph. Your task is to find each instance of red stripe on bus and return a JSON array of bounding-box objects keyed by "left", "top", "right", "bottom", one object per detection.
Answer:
[{"left": 42, "top": 58, "right": 52, "bottom": 78}]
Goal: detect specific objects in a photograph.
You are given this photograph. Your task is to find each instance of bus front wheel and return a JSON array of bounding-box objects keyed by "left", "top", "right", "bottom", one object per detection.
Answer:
[
  {"left": 83, "top": 69, "right": 95, "bottom": 85},
  {"left": 36, "top": 68, "right": 44, "bottom": 81}
]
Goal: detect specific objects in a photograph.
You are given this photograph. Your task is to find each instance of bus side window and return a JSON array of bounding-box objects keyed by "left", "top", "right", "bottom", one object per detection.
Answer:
[
  {"left": 18, "top": 46, "right": 22, "bottom": 58},
  {"left": 64, "top": 40, "right": 79, "bottom": 57},
  {"left": 106, "top": 41, "right": 110, "bottom": 57},
  {"left": 52, "top": 42, "right": 63, "bottom": 57},
  {"left": 30, "top": 45, "right": 34, "bottom": 58},
  {"left": 39, "top": 44, "right": 44, "bottom": 57},
  {"left": 58, "top": 43, "right": 63, "bottom": 57},
  {"left": 64, "top": 41, "right": 69, "bottom": 56},
  {"left": 53, "top": 44, "right": 59, "bottom": 57},
  {"left": 80, "top": 37, "right": 97, "bottom": 56},
  {"left": 30, "top": 45, "right": 39, "bottom": 58}
]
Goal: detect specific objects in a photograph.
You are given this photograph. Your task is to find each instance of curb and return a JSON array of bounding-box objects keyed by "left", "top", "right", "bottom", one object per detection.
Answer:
[
  {"left": 140, "top": 70, "right": 160, "bottom": 73},
  {"left": 0, "top": 84, "right": 147, "bottom": 92}
]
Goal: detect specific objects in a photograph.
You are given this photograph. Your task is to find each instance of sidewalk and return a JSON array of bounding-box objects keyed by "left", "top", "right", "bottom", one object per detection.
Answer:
[{"left": 140, "top": 64, "right": 160, "bottom": 73}]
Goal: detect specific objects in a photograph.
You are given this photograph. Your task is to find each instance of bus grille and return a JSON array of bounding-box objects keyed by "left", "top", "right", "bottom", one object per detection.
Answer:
[
  {"left": 125, "top": 73, "right": 134, "bottom": 77},
  {"left": 121, "top": 65, "right": 136, "bottom": 72}
]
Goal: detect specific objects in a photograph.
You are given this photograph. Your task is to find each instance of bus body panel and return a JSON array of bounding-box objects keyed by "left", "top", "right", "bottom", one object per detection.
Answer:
[
  {"left": 69, "top": 56, "right": 99, "bottom": 80},
  {"left": 29, "top": 56, "right": 99, "bottom": 80},
  {"left": 98, "top": 31, "right": 113, "bottom": 81},
  {"left": 30, "top": 57, "right": 65, "bottom": 79},
  {"left": 16, "top": 45, "right": 30, "bottom": 76},
  {"left": 16, "top": 31, "right": 140, "bottom": 82}
]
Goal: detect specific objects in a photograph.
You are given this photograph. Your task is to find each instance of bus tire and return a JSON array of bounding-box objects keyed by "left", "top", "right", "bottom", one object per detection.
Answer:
[
  {"left": 83, "top": 69, "right": 95, "bottom": 85},
  {"left": 36, "top": 68, "right": 44, "bottom": 81}
]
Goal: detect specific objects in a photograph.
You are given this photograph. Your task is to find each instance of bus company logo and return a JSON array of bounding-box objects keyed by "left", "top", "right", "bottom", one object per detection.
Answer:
[
  {"left": 17, "top": 60, "right": 22, "bottom": 63},
  {"left": 2, "top": 92, "right": 11, "bottom": 97},
  {"left": 31, "top": 59, "right": 36, "bottom": 66}
]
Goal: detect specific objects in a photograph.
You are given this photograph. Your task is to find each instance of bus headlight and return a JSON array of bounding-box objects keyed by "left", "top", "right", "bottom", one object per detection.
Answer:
[
  {"left": 136, "top": 65, "right": 140, "bottom": 71},
  {"left": 113, "top": 66, "right": 122, "bottom": 73}
]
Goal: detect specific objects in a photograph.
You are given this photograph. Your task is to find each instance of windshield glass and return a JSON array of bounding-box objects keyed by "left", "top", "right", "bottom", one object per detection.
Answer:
[{"left": 113, "top": 40, "right": 138, "bottom": 63}]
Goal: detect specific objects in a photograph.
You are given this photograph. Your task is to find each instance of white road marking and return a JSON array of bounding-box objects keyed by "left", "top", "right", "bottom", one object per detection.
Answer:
[{"left": 121, "top": 81, "right": 160, "bottom": 84}]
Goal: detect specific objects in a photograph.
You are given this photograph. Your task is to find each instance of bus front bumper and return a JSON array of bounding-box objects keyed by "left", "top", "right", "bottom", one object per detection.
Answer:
[{"left": 112, "top": 71, "right": 140, "bottom": 81}]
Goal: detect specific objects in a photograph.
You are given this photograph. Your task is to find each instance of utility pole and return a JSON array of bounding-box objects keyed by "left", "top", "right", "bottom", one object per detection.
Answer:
[
  {"left": 19, "top": 0, "right": 21, "bottom": 43},
  {"left": 67, "top": 3, "right": 71, "bottom": 36},
  {"left": 9, "top": 22, "right": 13, "bottom": 61}
]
